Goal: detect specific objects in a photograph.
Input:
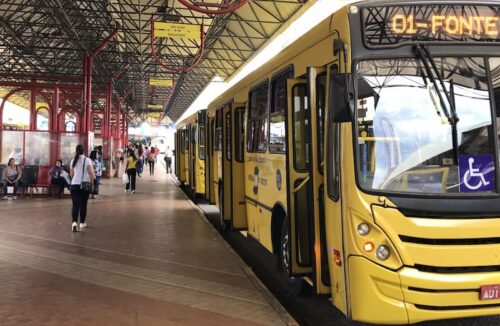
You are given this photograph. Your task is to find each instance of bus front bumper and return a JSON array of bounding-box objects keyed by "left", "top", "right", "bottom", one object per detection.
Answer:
[{"left": 349, "top": 256, "right": 500, "bottom": 324}]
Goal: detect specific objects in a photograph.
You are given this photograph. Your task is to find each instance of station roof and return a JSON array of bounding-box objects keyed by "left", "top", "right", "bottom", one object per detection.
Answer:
[{"left": 0, "top": 0, "right": 314, "bottom": 123}]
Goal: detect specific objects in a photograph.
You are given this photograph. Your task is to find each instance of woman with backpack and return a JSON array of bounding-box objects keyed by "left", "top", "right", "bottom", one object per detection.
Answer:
[
  {"left": 148, "top": 146, "right": 155, "bottom": 176},
  {"left": 125, "top": 149, "right": 138, "bottom": 193},
  {"left": 69, "top": 145, "right": 95, "bottom": 232}
]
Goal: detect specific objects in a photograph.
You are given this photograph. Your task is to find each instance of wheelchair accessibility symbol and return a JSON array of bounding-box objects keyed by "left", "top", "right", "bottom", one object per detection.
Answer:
[{"left": 459, "top": 155, "right": 495, "bottom": 193}]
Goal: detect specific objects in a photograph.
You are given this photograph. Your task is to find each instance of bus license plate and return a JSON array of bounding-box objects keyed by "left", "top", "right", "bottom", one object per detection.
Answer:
[{"left": 480, "top": 285, "right": 500, "bottom": 300}]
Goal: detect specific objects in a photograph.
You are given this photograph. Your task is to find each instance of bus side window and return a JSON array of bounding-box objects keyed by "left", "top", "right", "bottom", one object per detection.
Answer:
[
  {"left": 248, "top": 81, "right": 269, "bottom": 152},
  {"left": 270, "top": 69, "right": 292, "bottom": 153}
]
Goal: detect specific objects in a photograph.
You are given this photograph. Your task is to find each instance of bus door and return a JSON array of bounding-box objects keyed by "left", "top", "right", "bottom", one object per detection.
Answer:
[
  {"left": 174, "top": 132, "right": 179, "bottom": 177},
  {"left": 324, "top": 61, "right": 348, "bottom": 315},
  {"left": 307, "top": 67, "right": 330, "bottom": 294},
  {"left": 221, "top": 104, "right": 232, "bottom": 227},
  {"left": 190, "top": 124, "right": 197, "bottom": 191},
  {"left": 286, "top": 79, "right": 313, "bottom": 276},
  {"left": 231, "top": 104, "right": 247, "bottom": 229},
  {"left": 207, "top": 116, "right": 214, "bottom": 203}
]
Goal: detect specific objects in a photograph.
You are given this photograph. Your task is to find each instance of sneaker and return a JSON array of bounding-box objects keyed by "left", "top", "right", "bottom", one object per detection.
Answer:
[
  {"left": 2, "top": 196, "right": 7, "bottom": 200},
  {"left": 131, "top": 190, "right": 135, "bottom": 194},
  {"left": 72, "top": 222, "right": 78, "bottom": 232},
  {"left": 80, "top": 223, "right": 87, "bottom": 229},
  {"left": 12, "top": 196, "right": 17, "bottom": 200},
  {"left": 94, "top": 195, "right": 99, "bottom": 199},
  {"left": 125, "top": 189, "right": 128, "bottom": 193}
]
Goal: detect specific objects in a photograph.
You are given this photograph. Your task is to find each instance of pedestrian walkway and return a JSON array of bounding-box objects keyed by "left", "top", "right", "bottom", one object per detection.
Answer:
[{"left": 0, "top": 169, "right": 294, "bottom": 325}]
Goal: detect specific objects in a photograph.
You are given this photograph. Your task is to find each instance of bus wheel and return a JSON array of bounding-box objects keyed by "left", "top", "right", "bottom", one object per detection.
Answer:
[
  {"left": 280, "top": 218, "right": 308, "bottom": 296},
  {"left": 219, "top": 188, "right": 227, "bottom": 231}
]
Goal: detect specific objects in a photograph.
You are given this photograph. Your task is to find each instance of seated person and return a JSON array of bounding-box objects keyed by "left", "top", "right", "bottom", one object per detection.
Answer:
[
  {"left": 2, "top": 158, "right": 22, "bottom": 200},
  {"left": 49, "top": 160, "right": 70, "bottom": 197}
]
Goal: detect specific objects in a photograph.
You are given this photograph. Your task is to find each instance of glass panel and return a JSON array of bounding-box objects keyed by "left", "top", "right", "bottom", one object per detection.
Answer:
[
  {"left": 248, "top": 82, "right": 269, "bottom": 152},
  {"left": 25, "top": 132, "right": 50, "bottom": 165},
  {"left": 356, "top": 57, "right": 497, "bottom": 194},
  {"left": 293, "top": 84, "right": 309, "bottom": 171},
  {"left": 226, "top": 112, "right": 231, "bottom": 161},
  {"left": 327, "top": 123, "right": 340, "bottom": 200},
  {"left": 269, "top": 114, "right": 286, "bottom": 153},
  {"left": 317, "top": 73, "right": 327, "bottom": 170},
  {"left": 36, "top": 108, "right": 49, "bottom": 131},
  {"left": 199, "top": 125, "right": 206, "bottom": 160},
  {"left": 191, "top": 126, "right": 197, "bottom": 157},
  {"left": 271, "top": 70, "right": 292, "bottom": 114},
  {"left": 234, "top": 109, "right": 245, "bottom": 162},
  {"left": 1, "top": 131, "right": 24, "bottom": 165},
  {"left": 60, "top": 133, "right": 81, "bottom": 168},
  {"left": 489, "top": 58, "right": 500, "bottom": 164},
  {"left": 295, "top": 179, "right": 311, "bottom": 265}
]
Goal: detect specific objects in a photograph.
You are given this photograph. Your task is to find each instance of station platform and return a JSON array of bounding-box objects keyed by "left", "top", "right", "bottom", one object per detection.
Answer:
[{"left": 0, "top": 164, "right": 294, "bottom": 325}]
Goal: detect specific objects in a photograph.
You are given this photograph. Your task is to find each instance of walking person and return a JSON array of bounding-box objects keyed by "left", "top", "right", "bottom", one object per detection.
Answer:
[
  {"left": 125, "top": 149, "right": 137, "bottom": 193},
  {"left": 164, "top": 146, "right": 173, "bottom": 174},
  {"left": 90, "top": 150, "right": 102, "bottom": 199},
  {"left": 148, "top": 146, "right": 155, "bottom": 176},
  {"left": 2, "top": 158, "right": 22, "bottom": 200},
  {"left": 69, "top": 145, "right": 95, "bottom": 232},
  {"left": 113, "top": 148, "right": 122, "bottom": 178}
]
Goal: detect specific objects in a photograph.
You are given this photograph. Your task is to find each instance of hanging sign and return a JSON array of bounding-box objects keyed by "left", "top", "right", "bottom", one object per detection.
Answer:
[
  {"left": 147, "top": 112, "right": 162, "bottom": 119},
  {"left": 149, "top": 78, "right": 173, "bottom": 87},
  {"left": 147, "top": 104, "right": 163, "bottom": 110},
  {"left": 154, "top": 22, "right": 201, "bottom": 42}
]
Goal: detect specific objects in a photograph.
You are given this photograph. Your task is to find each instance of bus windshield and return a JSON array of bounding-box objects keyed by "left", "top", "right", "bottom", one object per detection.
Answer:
[{"left": 356, "top": 57, "right": 498, "bottom": 195}]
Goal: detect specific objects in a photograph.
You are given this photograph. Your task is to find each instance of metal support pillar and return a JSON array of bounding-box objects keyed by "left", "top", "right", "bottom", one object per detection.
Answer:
[{"left": 30, "top": 88, "right": 37, "bottom": 131}]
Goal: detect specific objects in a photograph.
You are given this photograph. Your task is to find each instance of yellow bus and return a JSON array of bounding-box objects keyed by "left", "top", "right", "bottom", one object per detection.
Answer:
[
  {"left": 176, "top": 110, "right": 206, "bottom": 196},
  {"left": 178, "top": 1, "right": 500, "bottom": 323}
]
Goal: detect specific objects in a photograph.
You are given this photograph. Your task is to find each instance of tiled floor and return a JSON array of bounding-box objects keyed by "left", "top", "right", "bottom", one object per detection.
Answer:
[{"left": 0, "top": 163, "right": 294, "bottom": 325}]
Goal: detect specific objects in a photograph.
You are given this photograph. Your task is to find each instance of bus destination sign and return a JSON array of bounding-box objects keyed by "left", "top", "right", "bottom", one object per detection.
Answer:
[{"left": 363, "top": 5, "right": 500, "bottom": 48}]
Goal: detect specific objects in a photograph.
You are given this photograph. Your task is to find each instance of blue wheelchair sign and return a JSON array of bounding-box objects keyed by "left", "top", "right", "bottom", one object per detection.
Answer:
[{"left": 458, "top": 155, "right": 495, "bottom": 193}]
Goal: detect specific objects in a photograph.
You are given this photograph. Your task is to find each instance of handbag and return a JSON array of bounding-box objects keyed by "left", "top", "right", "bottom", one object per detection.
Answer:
[
  {"left": 80, "top": 158, "right": 93, "bottom": 192},
  {"left": 122, "top": 172, "right": 129, "bottom": 185}
]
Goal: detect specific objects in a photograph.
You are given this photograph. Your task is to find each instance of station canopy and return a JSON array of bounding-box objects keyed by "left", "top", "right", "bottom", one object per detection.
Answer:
[{"left": 0, "top": 0, "right": 315, "bottom": 123}]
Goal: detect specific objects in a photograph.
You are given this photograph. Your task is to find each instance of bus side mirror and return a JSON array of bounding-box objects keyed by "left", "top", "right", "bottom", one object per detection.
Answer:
[{"left": 329, "top": 73, "right": 354, "bottom": 122}]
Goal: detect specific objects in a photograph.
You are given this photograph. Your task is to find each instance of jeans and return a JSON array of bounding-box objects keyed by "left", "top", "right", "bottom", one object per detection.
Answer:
[
  {"left": 126, "top": 168, "right": 136, "bottom": 191},
  {"left": 93, "top": 176, "right": 101, "bottom": 195},
  {"left": 70, "top": 185, "right": 90, "bottom": 223},
  {"left": 165, "top": 158, "right": 172, "bottom": 173},
  {"left": 149, "top": 161, "right": 155, "bottom": 175},
  {"left": 2, "top": 181, "right": 19, "bottom": 196}
]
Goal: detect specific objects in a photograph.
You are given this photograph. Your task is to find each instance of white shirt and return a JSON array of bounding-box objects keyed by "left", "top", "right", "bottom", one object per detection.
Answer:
[{"left": 70, "top": 155, "right": 92, "bottom": 185}]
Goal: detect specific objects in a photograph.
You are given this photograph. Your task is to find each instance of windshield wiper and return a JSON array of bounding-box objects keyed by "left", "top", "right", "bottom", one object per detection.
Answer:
[{"left": 413, "top": 44, "right": 460, "bottom": 163}]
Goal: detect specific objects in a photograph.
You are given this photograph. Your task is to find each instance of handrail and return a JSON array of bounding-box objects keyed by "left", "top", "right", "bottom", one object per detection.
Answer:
[{"left": 150, "top": 18, "right": 205, "bottom": 74}]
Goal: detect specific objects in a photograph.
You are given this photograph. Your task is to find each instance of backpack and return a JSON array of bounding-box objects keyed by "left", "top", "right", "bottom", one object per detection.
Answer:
[{"left": 136, "top": 159, "right": 144, "bottom": 173}]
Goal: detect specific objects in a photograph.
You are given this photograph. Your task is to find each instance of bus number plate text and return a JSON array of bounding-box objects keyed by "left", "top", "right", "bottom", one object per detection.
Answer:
[{"left": 480, "top": 284, "right": 500, "bottom": 300}]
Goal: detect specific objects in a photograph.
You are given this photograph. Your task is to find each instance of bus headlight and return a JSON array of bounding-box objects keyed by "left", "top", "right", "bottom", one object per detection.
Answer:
[
  {"left": 376, "top": 245, "right": 390, "bottom": 261},
  {"left": 357, "top": 223, "right": 370, "bottom": 236}
]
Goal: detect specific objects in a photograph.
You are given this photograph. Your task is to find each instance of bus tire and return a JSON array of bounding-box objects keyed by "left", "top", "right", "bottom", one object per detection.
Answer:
[
  {"left": 280, "top": 217, "right": 308, "bottom": 296},
  {"left": 219, "top": 187, "right": 227, "bottom": 231}
]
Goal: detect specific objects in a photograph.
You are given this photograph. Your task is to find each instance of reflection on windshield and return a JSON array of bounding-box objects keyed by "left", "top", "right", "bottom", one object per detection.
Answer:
[{"left": 356, "top": 57, "right": 497, "bottom": 194}]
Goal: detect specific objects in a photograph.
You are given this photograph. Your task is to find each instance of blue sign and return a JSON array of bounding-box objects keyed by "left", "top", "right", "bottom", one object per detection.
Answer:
[{"left": 458, "top": 155, "right": 495, "bottom": 192}]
